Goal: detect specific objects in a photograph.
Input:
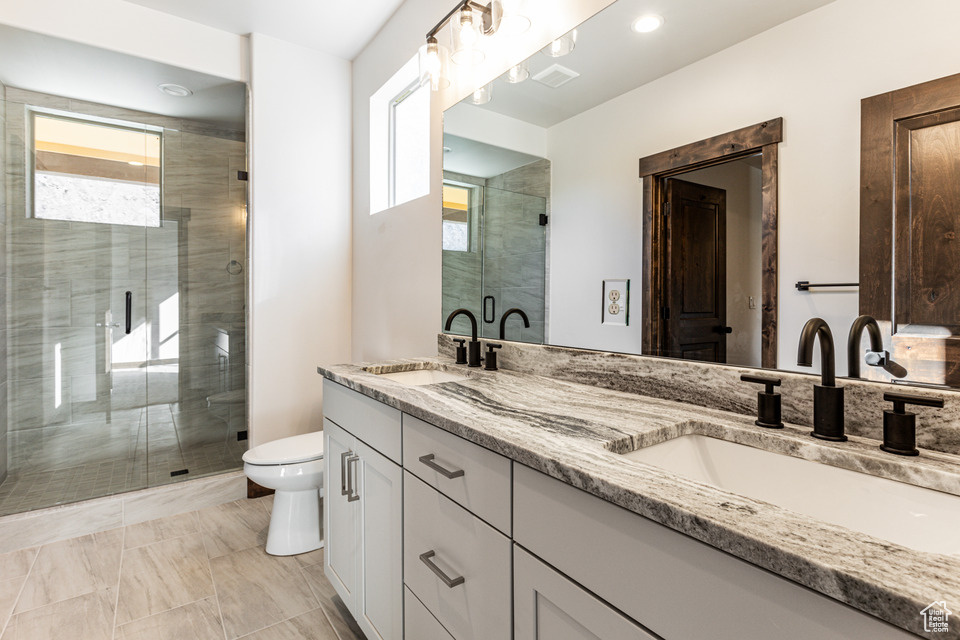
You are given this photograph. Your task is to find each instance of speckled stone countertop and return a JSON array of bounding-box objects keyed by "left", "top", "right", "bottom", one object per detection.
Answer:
[{"left": 318, "top": 358, "right": 960, "bottom": 639}]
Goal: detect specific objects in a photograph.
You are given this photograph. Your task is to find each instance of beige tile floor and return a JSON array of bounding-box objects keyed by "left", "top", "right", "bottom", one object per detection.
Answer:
[{"left": 0, "top": 496, "right": 363, "bottom": 640}]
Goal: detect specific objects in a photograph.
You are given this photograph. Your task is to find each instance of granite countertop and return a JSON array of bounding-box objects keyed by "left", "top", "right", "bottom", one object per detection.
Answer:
[{"left": 317, "top": 357, "right": 960, "bottom": 639}]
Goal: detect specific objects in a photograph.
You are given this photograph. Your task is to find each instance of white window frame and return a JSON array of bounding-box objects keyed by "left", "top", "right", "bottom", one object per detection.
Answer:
[{"left": 388, "top": 79, "right": 424, "bottom": 208}]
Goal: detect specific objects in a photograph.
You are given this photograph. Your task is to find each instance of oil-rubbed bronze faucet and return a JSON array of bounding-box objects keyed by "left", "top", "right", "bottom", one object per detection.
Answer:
[
  {"left": 445, "top": 309, "right": 482, "bottom": 367},
  {"left": 797, "top": 318, "right": 846, "bottom": 442}
]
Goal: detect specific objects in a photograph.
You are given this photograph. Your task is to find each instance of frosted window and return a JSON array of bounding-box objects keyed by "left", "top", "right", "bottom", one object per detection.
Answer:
[
  {"left": 443, "top": 220, "right": 469, "bottom": 251},
  {"left": 33, "top": 113, "right": 161, "bottom": 227}
]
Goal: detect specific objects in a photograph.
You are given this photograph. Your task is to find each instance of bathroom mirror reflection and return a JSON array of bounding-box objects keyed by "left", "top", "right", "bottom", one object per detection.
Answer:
[
  {"left": 0, "top": 24, "right": 249, "bottom": 516},
  {"left": 441, "top": 0, "right": 960, "bottom": 389}
]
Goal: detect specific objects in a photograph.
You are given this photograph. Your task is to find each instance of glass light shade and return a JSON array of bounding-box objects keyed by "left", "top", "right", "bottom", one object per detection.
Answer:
[
  {"left": 470, "top": 83, "right": 493, "bottom": 105},
  {"left": 419, "top": 37, "right": 450, "bottom": 90},
  {"left": 452, "top": 7, "right": 485, "bottom": 66},
  {"left": 543, "top": 29, "right": 577, "bottom": 57},
  {"left": 505, "top": 61, "right": 530, "bottom": 83},
  {"left": 499, "top": 0, "right": 530, "bottom": 35}
]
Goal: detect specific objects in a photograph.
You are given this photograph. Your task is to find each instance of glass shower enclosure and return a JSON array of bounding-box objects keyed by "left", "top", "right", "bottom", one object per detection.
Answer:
[{"left": 0, "top": 77, "right": 248, "bottom": 516}]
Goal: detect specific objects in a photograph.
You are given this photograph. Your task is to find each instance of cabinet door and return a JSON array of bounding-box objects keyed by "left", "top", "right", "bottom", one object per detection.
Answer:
[
  {"left": 355, "top": 438, "right": 403, "bottom": 640},
  {"left": 515, "top": 546, "right": 659, "bottom": 640},
  {"left": 323, "top": 420, "right": 359, "bottom": 611}
]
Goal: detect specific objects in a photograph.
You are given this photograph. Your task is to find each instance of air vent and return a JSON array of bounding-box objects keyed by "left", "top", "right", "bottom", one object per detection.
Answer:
[{"left": 532, "top": 64, "right": 580, "bottom": 89}]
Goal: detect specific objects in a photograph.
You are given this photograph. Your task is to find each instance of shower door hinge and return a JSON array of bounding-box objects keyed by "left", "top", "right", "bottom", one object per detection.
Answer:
[
  {"left": 237, "top": 430, "right": 248, "bottom": 442},
  {"left": 539, "top": 214, "right": 548, "bottom": 226},
  {"left": 170, "top": 469, "right": 189, "bottom": 477},
  {"left": 237, "top": 170, "right": 249, "bottom": 181}
]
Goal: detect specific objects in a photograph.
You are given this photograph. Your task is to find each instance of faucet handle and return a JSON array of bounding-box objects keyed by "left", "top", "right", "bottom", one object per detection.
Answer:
[
  {"left": 740, "top": 374, "right": 783, "bottom": 429},
  {"left": 453, "top": 339, "right": 467, "bottom": 365},
  {"left": 881, "top": 393, "right": 944, "bottom": 456},
  {"left": 484, "top": 343, "right": 502, "bottom": 371}
]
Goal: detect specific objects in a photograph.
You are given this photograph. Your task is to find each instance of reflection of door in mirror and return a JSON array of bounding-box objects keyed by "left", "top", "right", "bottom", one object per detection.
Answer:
[
  {"left": 861, "top": 73, "right": 960, "bottom": 387},
  {"left": 662, "top": 178, "right": 728, "bottom": 363}
]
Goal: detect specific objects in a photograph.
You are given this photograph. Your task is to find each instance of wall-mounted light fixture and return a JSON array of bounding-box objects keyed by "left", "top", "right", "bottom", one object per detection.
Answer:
[
  {"left": 470, "top": 82, "right": 494, "bottom": 104},
  {"left": 504, "top": 60, "right": 529, "bottom": 83},
  {"left": 419, "top": 0, "right": 509, "bottom": 92}
]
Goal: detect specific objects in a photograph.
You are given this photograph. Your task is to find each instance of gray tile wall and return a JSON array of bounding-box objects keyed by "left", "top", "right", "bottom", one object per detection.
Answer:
[{"left": 2, "top": 88, "right": 246, "bottom": 477}]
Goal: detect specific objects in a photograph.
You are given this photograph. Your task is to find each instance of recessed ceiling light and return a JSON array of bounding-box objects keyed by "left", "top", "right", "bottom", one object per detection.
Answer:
[
  {"left": 632, "top": 14, "right": 664, "bottom": 33},
  {"left": 158, "top": 83, "right": 193, "bottom": 97}
]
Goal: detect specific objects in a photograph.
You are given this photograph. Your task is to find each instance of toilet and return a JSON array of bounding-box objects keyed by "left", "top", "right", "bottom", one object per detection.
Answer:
[{"left": 243, "top": 431, "right": 325, "bottom": 556}]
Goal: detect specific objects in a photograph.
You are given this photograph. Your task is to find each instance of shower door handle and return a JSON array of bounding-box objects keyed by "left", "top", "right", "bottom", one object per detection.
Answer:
[
  {"left": 125, "top": 291, "right": 132, "bottom": 335},
  {"left": 483, "top": 296, "right": 495, "bottom": 323}
]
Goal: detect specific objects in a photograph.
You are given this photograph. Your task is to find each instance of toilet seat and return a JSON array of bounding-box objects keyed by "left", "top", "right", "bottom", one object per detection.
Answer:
[{"left": 243, "top": 431, "right": 324, "bottom": 466}]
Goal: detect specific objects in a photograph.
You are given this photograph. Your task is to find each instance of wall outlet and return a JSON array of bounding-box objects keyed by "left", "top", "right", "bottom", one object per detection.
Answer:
[{"left": 602, "top": 280, "right": 629, "bottom": 326}]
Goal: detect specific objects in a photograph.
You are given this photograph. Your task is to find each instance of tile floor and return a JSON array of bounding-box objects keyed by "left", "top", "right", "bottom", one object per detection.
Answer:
[
  {"left": 0, "top": 496, "right": 361, "bottom": 640},
  {"left": 0, "top": 401, "right": 246, "bottom": 517}
]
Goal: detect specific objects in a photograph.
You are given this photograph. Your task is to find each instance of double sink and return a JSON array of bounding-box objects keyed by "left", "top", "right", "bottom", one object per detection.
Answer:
[{"left": 366, "top": 362, "right": 960, "bottom": 556}]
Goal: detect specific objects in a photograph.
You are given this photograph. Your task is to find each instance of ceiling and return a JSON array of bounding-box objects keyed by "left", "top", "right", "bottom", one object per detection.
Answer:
[
  {"left": 443, "top": 134, "right": 543, "bottom": 178},
  {"left": 0, "top": 24, "right": 246, "bottom": 129},
  {"left": 469, "top": 0, "right": 836, "bottom": 127},
  {"left": 121, "top": 0, "right": 407, "bottom": 61}
]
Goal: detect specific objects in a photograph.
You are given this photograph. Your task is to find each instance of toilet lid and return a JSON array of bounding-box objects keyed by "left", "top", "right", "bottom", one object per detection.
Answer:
[{"left": 243, "top": 431, "right": 324, "bottom": 465}]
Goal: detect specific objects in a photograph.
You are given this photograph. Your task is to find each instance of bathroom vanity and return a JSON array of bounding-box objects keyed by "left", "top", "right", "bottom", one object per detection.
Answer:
[{"left": 319, "top": 345, "right": 960, "bottom": 640}]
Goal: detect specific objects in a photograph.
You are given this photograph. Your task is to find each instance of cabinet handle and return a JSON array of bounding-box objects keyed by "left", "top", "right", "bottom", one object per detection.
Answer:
[
  {"left": 419, "top": 550, "right": 465, "bottom": 588},
  {"left": 340, "top": 451, "right": 352, "bottom": 496},
  {"left": 347, "top": 455, "right": 360, "bottom": 502},
  {"left": 418, "top": 454, "right": 465, "bottom": 479}
]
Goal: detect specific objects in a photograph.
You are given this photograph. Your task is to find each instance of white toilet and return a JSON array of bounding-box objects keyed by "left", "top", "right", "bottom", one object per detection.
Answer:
[{"left": 243, "top": 431, "right": 325, "bottom": 556}]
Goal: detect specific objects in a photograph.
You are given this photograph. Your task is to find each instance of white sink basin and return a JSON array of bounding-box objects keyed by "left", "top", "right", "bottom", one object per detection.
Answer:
[
  {"left": 622, "top": 434, "right": 960, "bottom": 554},
  {"left": 374, "top": 368, "right": 470, "bottom": 386}
]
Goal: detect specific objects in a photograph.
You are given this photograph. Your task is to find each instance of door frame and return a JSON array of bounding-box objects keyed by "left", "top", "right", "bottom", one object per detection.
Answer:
[{"left": 638, "top": 117, "right": 782, "bottom": 368}]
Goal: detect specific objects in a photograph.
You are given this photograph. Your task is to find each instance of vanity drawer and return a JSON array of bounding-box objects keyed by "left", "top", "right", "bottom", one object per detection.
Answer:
[
  {"left": 405, "top": 586, "right": 455, "bottom": 640},
  {"left": 403, "top": 414, "right": 512, "bottom": 534},
  {"left": 323, "top": 379, "right": 401, "bottom": 463},
  {"left": 404, "top": 472, "right": 511, "bottom": 640}
]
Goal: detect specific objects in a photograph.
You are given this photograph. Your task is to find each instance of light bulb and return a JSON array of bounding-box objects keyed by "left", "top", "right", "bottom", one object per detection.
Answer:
[
  {"left": 419, "top": 36, "right": 449, "bottom": 90},
  {"left": 505, "top": 61, "right": 529, "bottom": 83},
  {"left": 459, "top": 7, "right": 478, "bottom": 46},
  {"left": 470, "top": 83, "right": 493, "bottom": 105},
  {"left": 543, "top": 29, "right": 576, "bottom": 57},
  {"left": 550, "top": 39, "right": 562, "bottom": 55},
  {"left": 499, "top": 0, "right": 530, "bottom": 35}
]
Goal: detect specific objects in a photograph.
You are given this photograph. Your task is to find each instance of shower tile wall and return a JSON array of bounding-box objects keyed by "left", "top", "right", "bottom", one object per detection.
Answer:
[
  {"left": 442, "top": 160, "right": 549, "bottom": 343},
  {"left": 0, "top": 81, "right": 7, "bottom": 485},
  {"left": 0, "top": 88, "right": 246, "bottom": 515}
]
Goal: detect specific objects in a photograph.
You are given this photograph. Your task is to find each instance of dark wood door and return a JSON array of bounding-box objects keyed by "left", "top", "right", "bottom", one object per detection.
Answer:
[
  {"left": 861, "top": 75, "right": 960, "bottom": 386},
  {"left": 662, "top": 178, "right": 727, "bottom": 362}
]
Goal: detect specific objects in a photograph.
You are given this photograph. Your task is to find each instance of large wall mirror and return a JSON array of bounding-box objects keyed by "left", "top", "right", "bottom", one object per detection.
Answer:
[{"left": 441, "top": 0, "right": 960, "bottom": 389}]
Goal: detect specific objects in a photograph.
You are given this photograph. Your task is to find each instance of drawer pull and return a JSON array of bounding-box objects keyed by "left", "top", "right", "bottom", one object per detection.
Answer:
[
  {"left": 419, "top": 550, "right": 465, "bottom": 588},
  {"left": 418, "top": 454, "right": 465, "bottom": 479},
  {"left": 340, "top": 451, "right": 352, "bottom": 495},
  {"left": 347, "top": 455, "right": 360, "bottom": 502}
]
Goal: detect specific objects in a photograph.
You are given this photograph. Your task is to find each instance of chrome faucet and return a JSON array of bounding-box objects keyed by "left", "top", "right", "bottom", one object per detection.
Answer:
[
  {"left": 797, "top": 318, "right": 846, "bottom": 441},
  {"left": 499, "top": 308, "right": 530, "bottom": 340},
  {"left": 445, "top": 309, "right": 482, "bottom": 367}
]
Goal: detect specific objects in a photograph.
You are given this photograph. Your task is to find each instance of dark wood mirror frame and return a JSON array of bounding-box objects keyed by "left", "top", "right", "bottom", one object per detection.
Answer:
[
  {"left": 638, "top": 118, "right": 783, "bottom": 368},
  {"left": 861, "top": 74, "right": 960, "bottom": 387}
]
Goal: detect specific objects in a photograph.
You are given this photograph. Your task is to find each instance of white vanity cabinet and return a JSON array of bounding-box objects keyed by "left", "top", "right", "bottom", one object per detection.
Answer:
[
  {"left": 514, "top": 546, "right": 659, "bottom": 640},
  {"left": 323, "top": 381, "right": 403, "bottom": 640}
]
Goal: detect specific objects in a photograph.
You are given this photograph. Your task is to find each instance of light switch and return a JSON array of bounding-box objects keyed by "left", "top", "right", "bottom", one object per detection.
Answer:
[{"left": 602, "top": 280, "right": 629, "bottom": 326}]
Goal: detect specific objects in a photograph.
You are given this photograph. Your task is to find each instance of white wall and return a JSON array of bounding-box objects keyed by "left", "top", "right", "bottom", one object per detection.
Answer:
[
  {"left": 444, "top": 102, "right": 548, "bottom": 158},
  {"left": 0, "top": 0, "right": 247, "bottom": 82},
  {"left": 248, "top": 33, "right": 352, "bottom": 445},
  {"left": 352, "top": 0, "right": 614, "bottom": 363},
  {"left": 546, "top": 0, "right": 960, "bottom": 375}
]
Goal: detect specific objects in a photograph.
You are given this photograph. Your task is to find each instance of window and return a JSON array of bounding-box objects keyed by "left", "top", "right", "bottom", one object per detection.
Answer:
[
  {"left": 390, "top": 81, "right": 430, "bottom": 207},
  {"left": 32, "top": 111, "right": 162, "bottom": 227},
  {"left": 370, "top": 54, "right": 430, "bottom": 214},
  {"left": 442, "top": 183, "right": 471, "bottom": 252}
]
